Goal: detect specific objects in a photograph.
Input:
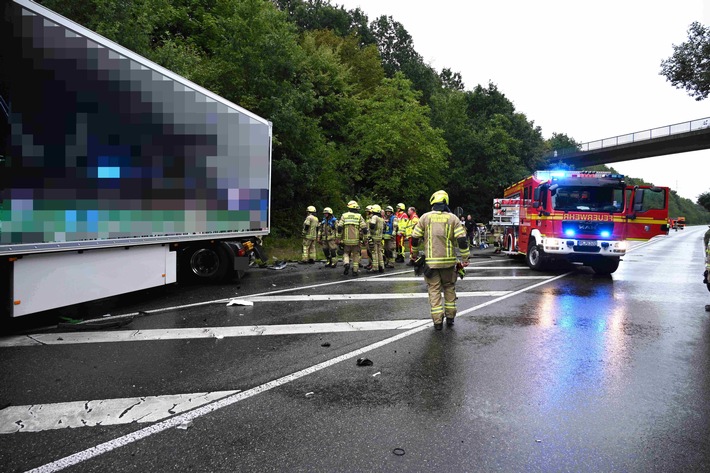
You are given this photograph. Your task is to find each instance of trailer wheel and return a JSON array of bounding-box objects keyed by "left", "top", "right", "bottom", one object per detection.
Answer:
[
  {"left": 590, "top": 257, "right": 620, "bottom": 275},
  {"left": 526, "top": 239, "right": 547, "bottom": 271},
  {"left": 187, "top": 245, "right": 230, "bottom": 281}
]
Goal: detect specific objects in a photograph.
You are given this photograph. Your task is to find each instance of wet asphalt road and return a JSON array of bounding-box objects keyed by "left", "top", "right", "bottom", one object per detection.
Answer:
[{"left": 1, "top": 226, "right": 709, "bottom": 472}]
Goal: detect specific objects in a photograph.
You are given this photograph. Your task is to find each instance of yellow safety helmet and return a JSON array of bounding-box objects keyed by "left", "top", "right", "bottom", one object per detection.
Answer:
[
  {"left": 371, "top": 204, "right": 382, "bottom": 213},
  {"left": 307, "top": 205, "right": 316, "bottom": 213},
  {"left": 323, "top": 207, "right": 333, "bottom": 214},
  {"left": 365, "top": 205, "right": 373, "bottom": 213},
  {"left": 347, "top": 200, "right": 360, "bottom": 210},
  {"left": 385, "top": 205, "right": 394, "bottom": 213},
  {"left": 430, "top": 190, "right": 449, "bottom": 205},
  {"left": 396, "top": 203, "right": 406, "bottom": 211}
]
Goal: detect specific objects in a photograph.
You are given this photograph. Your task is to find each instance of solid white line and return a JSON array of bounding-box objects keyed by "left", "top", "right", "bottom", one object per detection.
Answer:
[
  {"left": 2, "top": 320, "right": 430, "bottom": 347},
  {"left": 364, "top": 276, "right": 551, "bottom": 281},
  {"left": 26, "top": 322, "right": 433, "bottom": 473},
  {"left": 243, "top": 292, "right": 510, "bottom": 302},
  {"left": 0, "top": 391, "right": 238, "bottom": 434}
]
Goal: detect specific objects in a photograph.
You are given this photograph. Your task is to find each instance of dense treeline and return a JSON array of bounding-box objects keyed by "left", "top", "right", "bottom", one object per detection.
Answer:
[{"left": 39, "top": 0, "right": 709, "bottom": 230}]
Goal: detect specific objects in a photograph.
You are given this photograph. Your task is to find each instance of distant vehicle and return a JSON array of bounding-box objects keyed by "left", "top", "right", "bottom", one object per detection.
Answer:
[
  {"left": 677, "top": 217, "right": 686, "bottom": 230},
  {"left": 491, "top": 170, "right": 669, "bottom": 274},
  {"left": 1, "top": 0, "right": 271, "bottom": 319}
]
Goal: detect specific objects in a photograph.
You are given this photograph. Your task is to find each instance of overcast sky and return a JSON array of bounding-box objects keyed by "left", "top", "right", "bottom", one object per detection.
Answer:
[{"left": 335, "top": 0, "right": 709, "bottom": 201}]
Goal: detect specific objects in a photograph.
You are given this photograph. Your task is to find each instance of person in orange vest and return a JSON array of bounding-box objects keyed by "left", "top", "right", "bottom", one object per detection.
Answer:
[
  {"left": 394, "top": 203, "right": 408, "bottom": 263},
  {"left": 405, "top": 206, "right": 419, "bottom": 266}
]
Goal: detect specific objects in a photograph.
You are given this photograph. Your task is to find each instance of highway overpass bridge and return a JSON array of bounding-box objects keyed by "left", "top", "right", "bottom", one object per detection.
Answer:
[{"left": 545, "top": 117, "right": 710, "bottom": 168}]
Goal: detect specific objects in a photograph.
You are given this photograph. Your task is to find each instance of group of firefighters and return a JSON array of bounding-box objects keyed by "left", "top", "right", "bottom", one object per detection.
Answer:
[
  {"left": 300, "top": 202, "right": 420, "bottom": 274},
  {"left": 300, "top": 190, "right": 470, "bottom": 330}
]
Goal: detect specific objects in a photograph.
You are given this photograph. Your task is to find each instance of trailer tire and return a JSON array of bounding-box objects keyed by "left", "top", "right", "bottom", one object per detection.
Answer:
[
  {"left": 526, "top": 239, "right": 547, "bottom": 271},
  {"left": 185, "top": 245, "right": 230, "bottom": 282},
  {"left": 591, "top": 257, "right": 620, "bottom": 275}
]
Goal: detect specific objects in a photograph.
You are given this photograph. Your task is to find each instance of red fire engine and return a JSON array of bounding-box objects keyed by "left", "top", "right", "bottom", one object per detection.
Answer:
[{"left": 491, "top": 170, "right": 670, "bottom": 274}]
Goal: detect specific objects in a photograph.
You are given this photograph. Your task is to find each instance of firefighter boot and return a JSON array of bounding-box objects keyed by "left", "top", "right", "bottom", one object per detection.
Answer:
[{"left": 343, "top": 263, "right": 350, "bottom": 275}]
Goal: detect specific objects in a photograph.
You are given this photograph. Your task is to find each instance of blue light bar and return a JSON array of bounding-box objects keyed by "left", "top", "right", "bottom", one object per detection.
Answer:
[
  {"left": 565, "top": 229, "right": 575, "bottom": 237},
  {"left": 600, "top": 230, "right": 611, "bottom": 238}
]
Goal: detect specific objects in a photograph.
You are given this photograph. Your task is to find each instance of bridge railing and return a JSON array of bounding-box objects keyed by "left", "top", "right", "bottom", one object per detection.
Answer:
[{"left": 546, "top": 117, "right": 710, "bottom": 158}]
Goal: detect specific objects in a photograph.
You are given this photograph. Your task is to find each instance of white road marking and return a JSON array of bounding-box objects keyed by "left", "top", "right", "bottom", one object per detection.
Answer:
[
  {"left": 0, "top": 391, "right": 238, "bottom": 434},
  {"left": 465, "top": 266, "right": 530, "bottom": 270},
  {"left": 366, "top": 276, "right": 551, "bottom": 281},
  {"left": 0, "top": 320, "right": 431, "bottom": 347},
  {"left": 243, "top": 292, "right": 510, "bottom": 302}
]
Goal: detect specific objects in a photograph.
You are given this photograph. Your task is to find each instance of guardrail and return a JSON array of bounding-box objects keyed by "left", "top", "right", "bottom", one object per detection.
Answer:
[{"left": 546, "top": 117, "right": 710, "bottom": 158}]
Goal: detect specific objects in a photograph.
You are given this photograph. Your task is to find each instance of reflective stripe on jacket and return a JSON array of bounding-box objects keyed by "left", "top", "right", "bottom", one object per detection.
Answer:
[
  {"left": 338, "top": 211, "right": 366, "bottom": 245},
  {"left": 411, "top": 210, "right": 469, "bottom": 268}
]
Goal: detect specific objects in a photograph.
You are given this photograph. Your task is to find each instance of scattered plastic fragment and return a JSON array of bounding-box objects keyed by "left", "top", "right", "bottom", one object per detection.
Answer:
[
  {"left": 356, "top": 358, "right": 373, "bottom": 366},
  {"left": 305, "top": 392, "right": 314, "bottom": 397},
  {"left": 392, "top": 448, "right": 405, "bottom": 456},
  {"left": 535, "top": 439, "right": 542, "bottom": 443},
  {"left": 176, "top": 421, "right": 192, "bottom": 430},
  {"left": 372, "top": 372, "right": 381, "bottom": 377},
  {"left": 226, "top": 299, "right": 254, "bottom": 306},
  {"left": 269, "top": 261, "right": 287, "bottom": 270},
  {"left": 321, "top": 342, "right": 331, "bottom": 347}
]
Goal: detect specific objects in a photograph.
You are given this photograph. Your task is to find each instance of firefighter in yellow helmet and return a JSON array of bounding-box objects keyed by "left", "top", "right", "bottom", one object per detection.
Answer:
[
  {"left": 405, "top": 206, "right": 419, "bottom": 265},
  {"left": 337, "top": 200, "right": 367, "bottom": 276},
  {"left": 367, "top": 204, "right": 385, "bottom": 273},
  {"left": 410, "top": 190, "right": 470, "bottom": 330},
  {"left": 318, "top": 207, "right": 339, "bottom": 267},
  {"left": 300, "top": 205, "right": 319, "bottom": 264},
  {"left": 382, "top": 205, "right": 398, "bottom": 268},
  {"left": 394, "top": 203, "right": 408, "bottom": 262}
]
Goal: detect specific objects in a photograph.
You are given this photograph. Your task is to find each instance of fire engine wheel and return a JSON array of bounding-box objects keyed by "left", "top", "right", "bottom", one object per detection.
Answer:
[
  {"left": 187, "top": 245, "right": 230, "bottom": 281},
  {"left": 506, "top": 234, "right": 514, "bottom": 252},
  {"left": 526, "top": 240, "right": 547, "bottom": 271},
  {"left": 590, "top": 257, "right": 620, "bottom": 275}
]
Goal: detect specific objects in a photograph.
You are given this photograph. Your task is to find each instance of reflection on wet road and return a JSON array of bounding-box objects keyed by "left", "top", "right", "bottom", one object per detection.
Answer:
[{"left": 1, "top": 227, "right": 709, "bottom": 472}]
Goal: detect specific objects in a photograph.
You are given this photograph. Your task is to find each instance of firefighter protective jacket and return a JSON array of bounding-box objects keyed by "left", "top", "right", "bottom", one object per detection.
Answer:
[
  {"left": 411, "top": 210, "right": 469, "bottom": 268},
  {"left": 318, "top": 215, "right": 338, "bottom": 241},
  {"left": 369, "top": 214, "right": 385, "bottom": 241},
  {"left": 337, "top": 211, "right": 367, "bottom": 245},
  {"left": 302, "top": 214, "right": 319, "bottom": 240}
]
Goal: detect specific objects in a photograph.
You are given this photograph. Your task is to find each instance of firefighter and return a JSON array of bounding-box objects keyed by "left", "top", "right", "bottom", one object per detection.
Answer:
[
  {"left": 368, "top": 204, "right": 385, "bottom": 273},
  {"left": 364, "top": 205, "right": 374, "bottom": 270},
  {"left": 410, "top": 190, "right": 470, "bottom": 330},
  {"left": 394, "top": 203, "right": 408, "bottom": 262},
  {"left": 318, "top": 207, "right": 338, "bottom": 267},
  {"left": 383, "top": 205, "right": 398, "bottom": 268},
  {"left": 405, "top": 206, "right": 419, "bottom": 265},
  {"left": 300, "top": 205, "right": 319, "bottom": 264},
  {"left": 337, "top": 200, "right": 367, "bottom": 276}
]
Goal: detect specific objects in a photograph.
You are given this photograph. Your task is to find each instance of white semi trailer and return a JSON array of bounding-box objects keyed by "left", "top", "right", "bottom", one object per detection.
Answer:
[{"left": 0, "top": 0, "right": 271, "bottom": 318}]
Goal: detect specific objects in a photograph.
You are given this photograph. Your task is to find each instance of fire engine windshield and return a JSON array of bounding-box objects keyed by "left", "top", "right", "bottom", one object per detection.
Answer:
[{"left": 551, "top": 186, "right": 625, "bottom": 213}]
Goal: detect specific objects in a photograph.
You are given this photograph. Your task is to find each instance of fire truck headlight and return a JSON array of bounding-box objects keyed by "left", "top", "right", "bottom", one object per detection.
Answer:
[
  {"left": 544, "top": 238, "right": 561, "bottom": 247},
  {"left": 614, "top": 241, "right": 628, "bottom": 250},
  {"left": 600, "top": 230, "right": 611, "bottom": 238},
  {"left": 564, "top": 229, "right": 575, "bottom": 237}
]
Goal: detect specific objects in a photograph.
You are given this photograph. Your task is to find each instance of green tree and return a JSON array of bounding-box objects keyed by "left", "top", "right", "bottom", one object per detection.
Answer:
[
  {"left": 660, "top": 21, "right": 710, "bottom": 101},
  {"left": 698, "top": 191, "right": 710, "bottom": 211},
  {"left": 347, "top": 73, "right": 448, "bottom": 208}
]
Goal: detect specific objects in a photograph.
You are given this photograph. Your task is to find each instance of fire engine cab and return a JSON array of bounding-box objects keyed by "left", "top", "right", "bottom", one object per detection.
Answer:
[{"left": 491, "top": 170, "right": 670, "bottom": 274}]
